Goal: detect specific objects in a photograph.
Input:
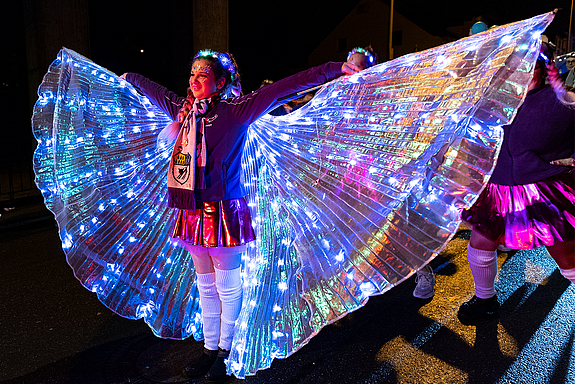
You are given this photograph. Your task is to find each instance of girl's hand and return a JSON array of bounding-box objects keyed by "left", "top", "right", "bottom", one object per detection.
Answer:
[
  {"left": 550, "top": 158, "right": 575, "bottom": 167},
  {"left": 342, "top": 62, "right": 360, "bottom": 75}
]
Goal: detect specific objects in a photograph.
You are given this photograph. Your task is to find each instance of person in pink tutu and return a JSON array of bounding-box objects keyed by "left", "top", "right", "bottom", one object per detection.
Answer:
[{"left": 458, "top": 41, "right": 575, "bottom": 323}]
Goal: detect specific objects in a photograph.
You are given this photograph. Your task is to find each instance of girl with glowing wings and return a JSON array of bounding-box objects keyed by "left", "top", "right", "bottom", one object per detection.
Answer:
[
  {"left": 121, "top": 51, "right": 357, "bottom": 382},
  {"left": 32, "top": 12, "right": 554, "bottom": 379}
]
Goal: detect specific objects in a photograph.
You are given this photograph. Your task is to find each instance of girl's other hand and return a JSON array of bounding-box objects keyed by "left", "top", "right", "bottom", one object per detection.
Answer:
[
  {"left": 550, "top": 158, "right": 575, "bottom": 167},
  {"left": 342, "top": 62, "right": 360, "bottom": 75}
]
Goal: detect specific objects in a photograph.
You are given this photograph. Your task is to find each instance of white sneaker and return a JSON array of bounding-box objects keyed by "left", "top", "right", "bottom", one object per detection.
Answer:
[{"left": 413, "top": 265, "right": 436, "bottom": 299}]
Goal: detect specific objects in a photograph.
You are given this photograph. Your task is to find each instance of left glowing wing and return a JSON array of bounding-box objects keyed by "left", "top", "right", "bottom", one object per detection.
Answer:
[
  {"left": 230, "top": 12, "right": 554, "bottom": 377},
  {"left": 32, "top": 48, "right": 202, "bottom": 340}
]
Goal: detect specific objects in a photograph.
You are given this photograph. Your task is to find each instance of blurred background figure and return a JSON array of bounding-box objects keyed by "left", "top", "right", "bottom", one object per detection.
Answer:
[
  {"left": 347, "top": 46, "right": 379, "bottom": 70},
  {"left": 566, "top": 56, "right": 575, "bottom": 89},
  {"left": 458, "top": 41, "right": 575, "bottom": 324},
  {"left": 266, "top": 46, "right": 380, "bottom": 116},
  {"left": 470, "top": 21, "right": 488, "bottom": 35},
  {"left": 261, "top": 79, "right": 292, "bottom": 116},
  {"left": 556, "top": 53, "right": 575, "bottom": 90}
]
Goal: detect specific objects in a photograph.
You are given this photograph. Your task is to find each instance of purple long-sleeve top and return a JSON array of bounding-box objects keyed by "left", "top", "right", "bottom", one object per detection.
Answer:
[
  {"left": 490, "top": 85, "right": 575, "bottom": 186},
  {"left": 125, "top": 62, "right": 343, "bottom": 202}
]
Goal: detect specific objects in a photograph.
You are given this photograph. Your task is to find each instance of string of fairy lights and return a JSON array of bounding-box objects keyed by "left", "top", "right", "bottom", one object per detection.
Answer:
[{"left": 32, "top": 12, "right": 554, "bottom": 378}]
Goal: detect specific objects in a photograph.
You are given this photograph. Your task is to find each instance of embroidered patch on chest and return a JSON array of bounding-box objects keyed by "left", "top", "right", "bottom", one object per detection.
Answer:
[{"left": 204, "top": 114, "right": 218, "bottom": 126}]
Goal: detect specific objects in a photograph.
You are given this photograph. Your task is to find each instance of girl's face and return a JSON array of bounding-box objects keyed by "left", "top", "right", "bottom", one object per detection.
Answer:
[{"left": 189, "top": 59, "right": 223, "bottom": 100}]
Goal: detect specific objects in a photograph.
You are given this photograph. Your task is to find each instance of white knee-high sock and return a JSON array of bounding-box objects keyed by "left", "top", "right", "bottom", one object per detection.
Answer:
[
  {"left": 196, "top": 272, "right": 221, "bottom": 351},
  {"left": 214, "top": 267, "right": 243, "bottom": 351},
  {"left": 559, "top": 267, "right": 575, "bottom": 284},
  {"left": 467, "top": 243, "right": 498, "bottom": 299}
]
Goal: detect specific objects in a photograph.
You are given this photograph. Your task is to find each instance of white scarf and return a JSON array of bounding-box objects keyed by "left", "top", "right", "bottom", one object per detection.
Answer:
[{"left": 167, "top": 98, "right": 209, "bottom": 209}]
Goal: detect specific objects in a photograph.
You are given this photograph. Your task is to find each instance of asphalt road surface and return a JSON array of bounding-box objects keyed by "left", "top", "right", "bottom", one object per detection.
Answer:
[{"left": 1, "top": 203, "right": 574, "bottom": 384}]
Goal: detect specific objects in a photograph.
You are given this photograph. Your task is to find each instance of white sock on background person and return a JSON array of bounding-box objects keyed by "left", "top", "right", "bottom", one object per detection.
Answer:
[
  {"left": 467, "top": 243, "right": 498, "bottom": 299},
  {"left": 196, "top": 272, "right": 221, "bottom": 351},
  {"left": 559, "top": 266, "right": 575, "bottom": 284},
  {"left": 214, "top": 267, "right": 243, "bottom": 351}
]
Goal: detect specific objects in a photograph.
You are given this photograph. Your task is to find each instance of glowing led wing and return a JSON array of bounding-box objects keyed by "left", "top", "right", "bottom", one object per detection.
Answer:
[
  {"left": 32, "top": 48, "right": 202, "bottom": 340},
  {"left": 32, "top": 12, "right": 554, "bottom": 379},
  {"left": 230, "top": 12, "right": 554, "bottom": 377}
]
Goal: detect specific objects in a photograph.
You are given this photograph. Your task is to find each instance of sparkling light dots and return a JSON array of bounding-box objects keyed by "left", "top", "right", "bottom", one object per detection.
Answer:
[{"left": 31, "top": 12, "right": 554, "bottom": 380}]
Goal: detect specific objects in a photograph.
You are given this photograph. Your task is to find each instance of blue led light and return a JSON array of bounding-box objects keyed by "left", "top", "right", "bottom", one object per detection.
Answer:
[{"left": 31, "top": 11, "right": 555, "bottom": 380}]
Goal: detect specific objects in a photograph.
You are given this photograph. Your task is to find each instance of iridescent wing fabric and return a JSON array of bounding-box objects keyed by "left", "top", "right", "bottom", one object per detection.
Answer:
[
  {"left": 230, "top": 12, "right": 553, "bottom": 377},
  {"left": 32, "top": 12, "right": 553, "bottom": 379},
  {"left": 32, "top": 49, "right": 202, "bottom": 340}
]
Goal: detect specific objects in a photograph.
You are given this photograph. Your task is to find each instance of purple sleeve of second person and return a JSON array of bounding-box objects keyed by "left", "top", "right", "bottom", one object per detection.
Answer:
[
  {"left": 124, "top": 73, "right": 185, "bottom": 121},
  {"left": 228, "top": 62, "right": 344, "bottom": 126}
]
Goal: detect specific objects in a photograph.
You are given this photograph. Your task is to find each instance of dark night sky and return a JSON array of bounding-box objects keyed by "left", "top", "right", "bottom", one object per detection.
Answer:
[
  {"left": 0, "top": 0, "right": 572, "bottom": 174},
  {"left": 3, "top": 0, "right": 574, "bottom": 110},
  {"left": 88, "top": 1, "right": 365, "bottom": 94},
  {"left": 231, "top": 0, "right": 573, "bottom": 90},
  {"left": 87, "top": 0, "right": 574, "bottom": 94}
]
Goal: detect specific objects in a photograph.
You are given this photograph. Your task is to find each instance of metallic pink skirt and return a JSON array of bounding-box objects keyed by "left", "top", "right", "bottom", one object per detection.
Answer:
[
  {"left": 461, "top": 172, "right": 575, "bottom": 249},
  {"left": 172, "top": 197, "right": 256, "bottom": 247}
]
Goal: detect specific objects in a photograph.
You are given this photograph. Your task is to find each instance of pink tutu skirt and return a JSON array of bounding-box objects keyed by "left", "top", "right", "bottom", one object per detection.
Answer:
[
  {"left": 461, "top": 172, "right": 575, "bottom": 249},
  {"left": 172, "top": 197, "right": 256, "bottom": 247}
]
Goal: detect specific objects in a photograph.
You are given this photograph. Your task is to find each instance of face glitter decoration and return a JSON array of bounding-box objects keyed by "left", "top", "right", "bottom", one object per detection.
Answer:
[
  {"left": 190, "top": 59, "right": 219, "bottom": 100},
  {"left": 191, "top": 63, "right": 212, "bottom": 73},
  {"left": 32, "top": 12, "right": 554, "bottom": 380}
]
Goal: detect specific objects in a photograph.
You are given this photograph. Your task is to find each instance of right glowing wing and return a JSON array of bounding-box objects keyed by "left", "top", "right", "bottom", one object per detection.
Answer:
[{"left": 231, "top": 12, "right": 554, "bottom": 378}]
